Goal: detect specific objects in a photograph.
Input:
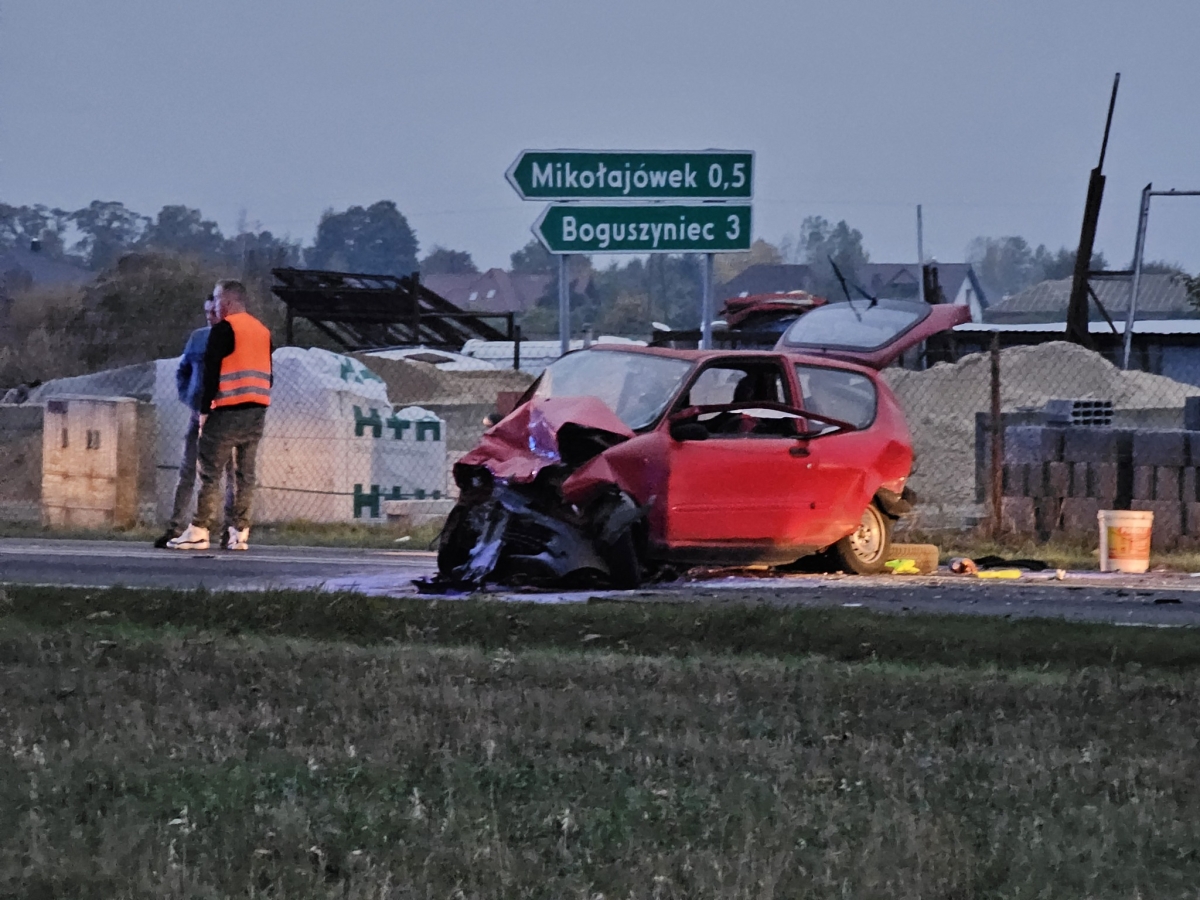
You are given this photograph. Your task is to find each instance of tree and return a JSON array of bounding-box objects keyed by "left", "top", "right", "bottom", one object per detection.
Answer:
[
  {"left": 71, "top": 201, "right": 149, "bottom": 270},
  {"left": 1185, "top": 272, "right": 1200, "bottom": 310},
  {"left": 780, "top": 216, "right": 869, "bottom": 300},
  {"left": 230, "top": 229, "right": 302, "bottom": 274},
  {"left": 586, "top": 254, "right": 701, "bottom": 330},
  {"left": 420, "top": 245, "right": 478, "bottom": 275},
  {"left": 510, "top": 239, "right": 554, "bottom": 274},
  {"left": 140, "top": 205, "right": 227, "bottom": 260},
  {"left": 0, "top": 204, "right": 71, "bottom": 256},
  {"left": 713, "top": 238, "right": 782, "bottom": 285},
  {"left": 304, "top": 201, "right": 419, "bottom": 275},
  {"left": 967, "top": 236, "right": 1107, "bottom": 298},
  {"left": 594, "top": 291, "right": 651, "bottom": 336}
]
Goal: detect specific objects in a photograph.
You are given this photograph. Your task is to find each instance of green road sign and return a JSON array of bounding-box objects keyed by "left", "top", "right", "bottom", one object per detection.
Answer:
[
  {"left": 508, "top": 150, "right": 753, "bottom": 201},
  {"left": 533, "top": 204, "right": 752, "bottom": 254}
]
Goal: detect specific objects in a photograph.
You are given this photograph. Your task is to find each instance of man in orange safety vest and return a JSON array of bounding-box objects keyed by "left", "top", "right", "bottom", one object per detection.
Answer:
[{"left": 168, "top": 280, "right": 272, "bottom": 551}]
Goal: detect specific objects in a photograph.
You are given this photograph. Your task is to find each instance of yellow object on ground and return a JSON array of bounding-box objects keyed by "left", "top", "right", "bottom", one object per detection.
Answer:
[
  {"left": 977, "top": 569, "right": 1022, "bottom": 579},
  {"left": 887, "top": 543, "right": 940, "bottom": 575},
  {"left": 885, "top": 559, "right": 919, "bottom": 574}
]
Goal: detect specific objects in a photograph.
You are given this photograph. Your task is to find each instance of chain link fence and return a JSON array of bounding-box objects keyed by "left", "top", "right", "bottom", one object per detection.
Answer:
[
  {"left": 0, "top": 348, "right": 534, "bottom": 535},
  {"left": 889, "top": 336, "right": 1200, "bottom": 550}
]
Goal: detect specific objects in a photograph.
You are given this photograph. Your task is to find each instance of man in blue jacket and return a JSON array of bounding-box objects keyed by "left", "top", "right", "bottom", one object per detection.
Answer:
[{"left": 154, "top": 295, "right": 235, "bottom": 548}]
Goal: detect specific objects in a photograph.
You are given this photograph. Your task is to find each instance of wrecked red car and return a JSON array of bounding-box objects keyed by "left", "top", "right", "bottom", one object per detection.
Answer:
[{"left": 430, "top": 299, "right": 969, "bottom": 590}]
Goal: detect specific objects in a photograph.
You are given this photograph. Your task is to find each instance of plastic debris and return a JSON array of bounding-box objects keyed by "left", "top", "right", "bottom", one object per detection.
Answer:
[{"left": 949, "top": 557, "right": 978, "bottom": 575}]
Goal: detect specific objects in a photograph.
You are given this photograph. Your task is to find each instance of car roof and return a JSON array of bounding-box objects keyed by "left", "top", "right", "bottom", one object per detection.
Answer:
[{"left": 584, "top": 343, "right": 880, "bottom": 378}]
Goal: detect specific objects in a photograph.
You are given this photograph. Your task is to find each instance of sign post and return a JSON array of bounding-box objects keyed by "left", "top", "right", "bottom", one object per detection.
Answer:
[
  {"left": 701, "top": 253, "right": 715, "bottom": 350},
  {"left": 508, "top": 149, "right": 754, "bottom": 354},
  {"left": 558, "top": 254, "right": 570, "bottom": 356}
]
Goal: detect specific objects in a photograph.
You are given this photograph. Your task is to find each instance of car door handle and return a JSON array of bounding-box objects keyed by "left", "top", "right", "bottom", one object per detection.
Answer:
[{"left": 789, "top": 444, "right": 810, "bottom": 457}]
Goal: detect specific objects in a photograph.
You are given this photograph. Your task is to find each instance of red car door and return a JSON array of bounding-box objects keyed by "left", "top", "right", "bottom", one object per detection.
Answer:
[
  {"left": 662, "top": 359, "right": 822, "bottom": 556},
  {"left": 665, "top": 437, "right": 819, "bottom": 545}
]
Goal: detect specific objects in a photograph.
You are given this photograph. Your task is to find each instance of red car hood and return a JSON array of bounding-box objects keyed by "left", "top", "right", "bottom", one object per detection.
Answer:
[{"left": 456, "top": 395, "right": 635, "bottom": 483}]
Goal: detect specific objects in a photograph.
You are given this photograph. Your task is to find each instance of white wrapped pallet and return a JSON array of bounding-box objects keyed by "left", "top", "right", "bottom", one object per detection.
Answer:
[{"left": 154, "top": 347, "right": 446, "bottom": 524}]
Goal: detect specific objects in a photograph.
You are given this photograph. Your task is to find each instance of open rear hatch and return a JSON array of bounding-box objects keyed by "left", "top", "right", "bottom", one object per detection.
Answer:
[{"left": 773, "top": 298, "right": 970, "bottom": 369}]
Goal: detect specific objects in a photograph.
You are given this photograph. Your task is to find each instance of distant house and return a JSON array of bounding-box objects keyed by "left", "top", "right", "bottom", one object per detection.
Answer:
[
  {"left": 719, "top": 263, "right": 988, "bottom": 320},
  {"left": 422, "top": 268, "right": 553, "bottom": 314},
  {"left": 983, "top": 273, "right": 1197, "bottom": 324},
  {"left": 0, "top": 243, "right": 91, "bottom": 292},
  {"left": 0, "top": 243, "right": 92, "bottom": 340}
]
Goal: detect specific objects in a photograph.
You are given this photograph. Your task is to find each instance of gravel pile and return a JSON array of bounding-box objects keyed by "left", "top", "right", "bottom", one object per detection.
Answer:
[
  {"left": 883, "top": 341, "right": 1200, "bottom": 507},
  {"left": 355, "top": 354, "right": 534, "bottom": 406}
]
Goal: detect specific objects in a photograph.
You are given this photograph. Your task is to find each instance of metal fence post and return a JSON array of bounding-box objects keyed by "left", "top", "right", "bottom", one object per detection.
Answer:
[
  {"left": 700, "top": 253, "right": 714, "bottom": 350},
  {"left": 1123, "top": 183, "right": 1153, "bottom": 370},
  {"left": 990, "top": 331, "right": 1004, "bottom": 537},
  {"left": 558, "top": 254, "right": 570, "bottom": 356},
  {"left": 513, "top": 324, "right": 522, "bottom": 371}
]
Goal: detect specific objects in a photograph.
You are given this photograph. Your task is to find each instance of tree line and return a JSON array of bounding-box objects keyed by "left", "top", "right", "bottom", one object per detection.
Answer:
[{"left": 5, "top": 197, "right": 1188, "bottom": 348}]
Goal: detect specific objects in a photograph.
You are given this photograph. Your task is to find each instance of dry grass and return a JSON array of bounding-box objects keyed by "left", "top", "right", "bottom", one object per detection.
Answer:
[{"left": 3, "top": 617, "right": 1200, "bottom": 898}]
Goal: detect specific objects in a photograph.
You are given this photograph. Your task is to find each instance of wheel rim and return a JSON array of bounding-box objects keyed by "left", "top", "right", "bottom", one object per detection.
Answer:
[{"left": 847, "top": 506, "right": 886, "bottom": 563}]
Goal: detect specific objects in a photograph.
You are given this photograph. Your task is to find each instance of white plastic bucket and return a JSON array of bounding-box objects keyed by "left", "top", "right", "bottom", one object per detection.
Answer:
[{"left": 1097, "top": 510, "right": 1154, "bottom": 573}]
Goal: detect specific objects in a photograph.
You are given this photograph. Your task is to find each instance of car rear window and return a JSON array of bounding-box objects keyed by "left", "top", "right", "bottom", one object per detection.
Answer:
[
  {"left": 779, "top": 299, "right": 929, "bottom": 352},
  {"left": 795, "top": 365, "right": 877, "bottom": 429}
]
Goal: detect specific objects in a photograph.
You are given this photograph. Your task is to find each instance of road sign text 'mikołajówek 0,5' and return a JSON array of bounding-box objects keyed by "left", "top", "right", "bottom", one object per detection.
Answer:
[
  {"left": 533, "top": 205, "right": 751, "bottom": 254},
  {"left": 508, "top": 150, "right": 753, "bottom": 201}
]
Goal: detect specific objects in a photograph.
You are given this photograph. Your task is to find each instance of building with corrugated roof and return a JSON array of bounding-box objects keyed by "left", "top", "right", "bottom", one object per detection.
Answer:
[{"left": 984, "top": 273, "right": 1197, "bottom": 324}]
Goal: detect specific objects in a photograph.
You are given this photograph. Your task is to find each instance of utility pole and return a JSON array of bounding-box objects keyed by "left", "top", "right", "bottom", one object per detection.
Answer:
[
  {"left": 916, "top": 204, "right": 925, "bottom": 305},
  {"left": 1066, "top": 73, "right": 1120, "bottom": 348}
]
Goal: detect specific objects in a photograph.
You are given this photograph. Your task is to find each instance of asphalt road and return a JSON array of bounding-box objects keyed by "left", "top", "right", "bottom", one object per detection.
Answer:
[
  {"left": 4, "top": 538, "right": 1200, "bottom": 628},
  {"left": 0, "top": 538, "right": 437, "bottom": 593}
]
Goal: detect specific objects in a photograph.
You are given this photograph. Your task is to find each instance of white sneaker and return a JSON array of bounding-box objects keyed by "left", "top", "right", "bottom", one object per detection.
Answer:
[
  {"left": 166, "top": 524, "right": 210, "bottom": 550},
  {"left": 226, "top": 526, "right": 249, "bottom": 551}
]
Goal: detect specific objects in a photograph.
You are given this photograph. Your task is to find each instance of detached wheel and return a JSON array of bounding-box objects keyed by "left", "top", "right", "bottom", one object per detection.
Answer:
[{"left": 831, "top": 503, "right": 893, "bottom": 575}]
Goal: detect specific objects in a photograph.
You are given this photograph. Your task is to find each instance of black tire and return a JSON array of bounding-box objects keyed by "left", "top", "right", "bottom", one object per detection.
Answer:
[{"left": 831, "top": 502, "right": 893, "bottom": 575}]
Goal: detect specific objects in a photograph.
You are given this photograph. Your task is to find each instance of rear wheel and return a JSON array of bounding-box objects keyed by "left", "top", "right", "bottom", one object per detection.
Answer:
[{"left": 831, "top": 503, "right": 893, "bottom": 575}]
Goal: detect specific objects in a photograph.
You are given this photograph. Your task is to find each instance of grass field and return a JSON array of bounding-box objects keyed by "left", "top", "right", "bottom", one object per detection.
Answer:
[{"left": 4, "top": 586, "right": 1200, "bottom": 898}]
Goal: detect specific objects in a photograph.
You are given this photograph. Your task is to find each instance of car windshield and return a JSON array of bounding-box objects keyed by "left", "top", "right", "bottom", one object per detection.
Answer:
[
  {"left": 533, "top": 350, "right": 694, "bottom": 430},
  {"left": 780, "top": 299, "right": 930, "bottom": 352}
]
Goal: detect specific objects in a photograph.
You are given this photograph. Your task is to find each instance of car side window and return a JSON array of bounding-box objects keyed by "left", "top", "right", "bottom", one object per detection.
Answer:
[
  {"left": 685, "top": 364, "right": 785, "bottom": 407},
  {"left": 794, "top": 365, "right": 877, "bottom": 429},
  {"left": 681, "top": 362, "right": 799, "bottom": 438}
]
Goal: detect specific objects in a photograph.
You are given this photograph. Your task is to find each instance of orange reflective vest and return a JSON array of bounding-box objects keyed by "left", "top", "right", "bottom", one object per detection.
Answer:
[{"left": 210, "top": 312, "right": 272, "bottom": 409}]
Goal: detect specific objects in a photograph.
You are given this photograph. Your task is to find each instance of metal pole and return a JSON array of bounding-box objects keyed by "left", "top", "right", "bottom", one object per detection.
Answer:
[
  {"left": 916, "top": 204, "right": 925, "bottom": 305},
  {"left": 700, "top": 253, "right": 715, "bottom": 350},
  {"left": 990, "top": 331, "right": 1004, "bottom": 537},
  {"left": 558, "top": 254, "right": 570, "bottom": 356},
  {"left": 1122, "top": 183, "right": 1152, "bottom": 370},
  {"left": 513, "top": 324, "right": 522, "bottom": 371}
]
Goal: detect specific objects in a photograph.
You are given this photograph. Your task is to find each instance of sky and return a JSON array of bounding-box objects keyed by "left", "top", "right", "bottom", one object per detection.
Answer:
[{"left": 3, "top": 0, "right": 1200, "bottom": 274}]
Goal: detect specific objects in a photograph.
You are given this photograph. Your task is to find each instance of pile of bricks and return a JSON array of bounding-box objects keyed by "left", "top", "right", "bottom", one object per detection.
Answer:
[{"left": 1000, "top": 426, "right": 1200, "bottom": 549}]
